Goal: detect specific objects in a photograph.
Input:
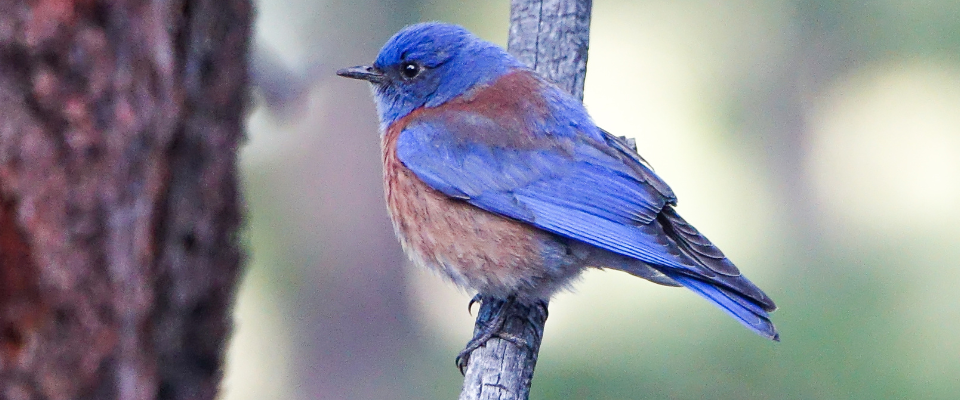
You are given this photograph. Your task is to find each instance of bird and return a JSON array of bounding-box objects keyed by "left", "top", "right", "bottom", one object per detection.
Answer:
[{"left": 337, "top": 22, "right": 779, "bottom": 368}]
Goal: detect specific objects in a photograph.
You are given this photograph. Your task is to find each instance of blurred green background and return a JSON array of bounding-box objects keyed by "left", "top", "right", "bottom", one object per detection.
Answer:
[{"left": 224, "top": 1, "right": 960, "bottom": 399}]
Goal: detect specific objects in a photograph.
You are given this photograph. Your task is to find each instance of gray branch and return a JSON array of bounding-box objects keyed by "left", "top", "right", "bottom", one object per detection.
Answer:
[
  {"left": 508, "top": 0, "right": 593, "bottom": 101},
  {"left": 458, "top": 1, "right": 592, "bottom": 399},
  {"left": 458, "top": 299, "right": 549, "bottom": 400}
]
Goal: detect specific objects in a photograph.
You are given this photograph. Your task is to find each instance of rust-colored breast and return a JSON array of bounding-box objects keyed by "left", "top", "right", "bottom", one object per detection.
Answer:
[{"left": 382, "top": 125, "right": 554, "bottom": 298}]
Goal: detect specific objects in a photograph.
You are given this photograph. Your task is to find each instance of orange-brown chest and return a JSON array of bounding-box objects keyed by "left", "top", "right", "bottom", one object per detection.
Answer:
[{"left": 380, "top": 122, "right": 553, "bottom": 296}]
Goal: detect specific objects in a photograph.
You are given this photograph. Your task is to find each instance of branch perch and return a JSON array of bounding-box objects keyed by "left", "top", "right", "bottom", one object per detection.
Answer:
[{"left": 458, "top": 1, "right": 592, "bottom": 399}]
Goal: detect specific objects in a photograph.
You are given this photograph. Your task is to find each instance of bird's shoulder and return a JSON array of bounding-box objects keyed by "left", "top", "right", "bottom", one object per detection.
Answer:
[{"left": 404, "top": 69, "right": 560, "bottom": 149}]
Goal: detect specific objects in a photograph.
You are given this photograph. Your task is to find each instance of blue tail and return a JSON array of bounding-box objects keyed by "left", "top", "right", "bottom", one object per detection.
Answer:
[{"left": 663, "top": 271, "right": 779, "bottom": 341}]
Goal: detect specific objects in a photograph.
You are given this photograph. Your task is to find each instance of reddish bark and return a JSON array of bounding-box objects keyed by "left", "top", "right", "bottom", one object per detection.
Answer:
[{"left": 0, "top": 1, "right": 250, "bottom": 399}]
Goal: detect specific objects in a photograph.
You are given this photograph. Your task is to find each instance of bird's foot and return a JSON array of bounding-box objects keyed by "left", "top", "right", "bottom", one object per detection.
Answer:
[
  {"left": 456, "top": 296, "right": 540, "bottom": 374},
  {"left": 456, "top": 295, "right": 511, "bottom": 374}
]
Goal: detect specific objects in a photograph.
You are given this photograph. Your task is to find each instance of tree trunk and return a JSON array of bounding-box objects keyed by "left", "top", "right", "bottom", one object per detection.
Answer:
[{"left": 0, "top": 1, "right": 250, "bottom": 399}]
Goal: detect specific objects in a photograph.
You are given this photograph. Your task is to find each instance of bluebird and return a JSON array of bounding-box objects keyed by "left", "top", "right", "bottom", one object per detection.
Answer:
[{"left": 337, "top": 22, "right": 779, "bottom": 367}]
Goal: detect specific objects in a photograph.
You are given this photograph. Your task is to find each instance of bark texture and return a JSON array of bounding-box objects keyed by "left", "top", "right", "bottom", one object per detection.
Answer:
[
  {"left": 459, "top": 298, "right": 549, "bottom": 400},
  {"left": 459, "top": 1, "right": 592, "bottom": 399},
  {"left": 0, "top": 1, "right": 250, "bottom": 399},
  {"left": 508, "top": 0, "right": 593, "bottom": 101}
]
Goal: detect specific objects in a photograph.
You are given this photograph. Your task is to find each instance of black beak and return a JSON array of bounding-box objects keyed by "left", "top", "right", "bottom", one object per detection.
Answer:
[{"left": 336, "top": 65, "right": 385, "bottom": 83}]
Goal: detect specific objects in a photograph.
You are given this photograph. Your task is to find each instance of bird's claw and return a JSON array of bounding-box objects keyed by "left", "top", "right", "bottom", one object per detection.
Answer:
[
  {"left": 455, "top": 330, "right": 534, "bottom": 374},
  {"left": 455, "top": 351, "right": 471, "bottom": 374},
  {"left": 467, "top": 293, "right": 482, "bottom": 316},
  {"left": 457, "top": 296, "right": 543, "bottom": 375}
]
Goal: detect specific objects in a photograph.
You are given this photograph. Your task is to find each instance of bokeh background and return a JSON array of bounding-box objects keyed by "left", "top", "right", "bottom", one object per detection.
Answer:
[{"left": 224, "top": 1, "right": 960, "bottom": 399}]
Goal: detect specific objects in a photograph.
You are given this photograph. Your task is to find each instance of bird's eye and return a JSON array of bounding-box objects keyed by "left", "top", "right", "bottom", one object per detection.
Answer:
[{"left": 400, "top": 62, "right": 422, "bottom": 79}]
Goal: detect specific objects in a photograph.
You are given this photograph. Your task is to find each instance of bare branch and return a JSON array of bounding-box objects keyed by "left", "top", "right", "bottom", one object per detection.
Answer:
[
  {"left": 508, "top": 0, "right": 593, "bottom": 100},
  {"left": 459, "top": 1, "right": 592, "bottom": 399}
]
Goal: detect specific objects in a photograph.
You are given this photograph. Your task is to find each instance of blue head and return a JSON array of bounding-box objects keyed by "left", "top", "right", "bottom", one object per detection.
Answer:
[{"left": 337, "top": 22, "right": 525, "bottom": 130}]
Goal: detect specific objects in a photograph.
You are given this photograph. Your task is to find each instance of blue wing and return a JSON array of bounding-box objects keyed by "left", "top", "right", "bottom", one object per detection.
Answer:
[{"left": 396, "top": 110, "right": 778, "bottom": 340}]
